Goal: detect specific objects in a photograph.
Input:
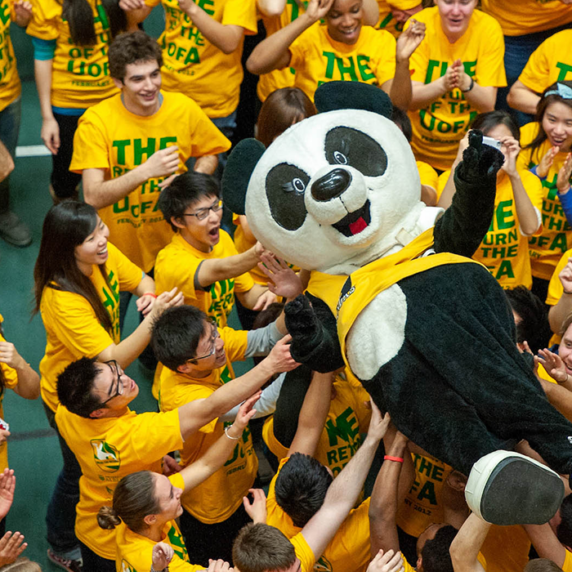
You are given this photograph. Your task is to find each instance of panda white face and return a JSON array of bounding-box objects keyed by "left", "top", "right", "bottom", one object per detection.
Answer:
[{"left": 245, "top": 109, "right": 422, "bottom": 274}]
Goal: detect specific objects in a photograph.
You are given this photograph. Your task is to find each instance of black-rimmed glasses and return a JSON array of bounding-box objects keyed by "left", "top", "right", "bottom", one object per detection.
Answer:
[
  {"left": 190, "top": 319, "right": 220, "bottom": 362},
  {"left": 99, "top": 360, "right": 125, "bottom": 406},
  {"left": 182, "top": 200, "right": 223, "bottom": 221}
]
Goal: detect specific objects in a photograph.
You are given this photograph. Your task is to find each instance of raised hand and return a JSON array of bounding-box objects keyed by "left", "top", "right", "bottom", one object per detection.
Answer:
[
  {"left": 266, "top": 335, "right": 300, "bottom": 373},
  {"left": 143, "top": 146, "right": 180, "bottom": 180},
  {"left": 0, "top": 531, "right": 27, "bottom": 566},
  {"left": 0, "top": 469, "right": 15, "bottom": 521},
  {"left": 242, "top": 488, "right": 267, "bottom": 524},
  {"left": 557, "top": 153, "right": 572, "bottom": 194},
  {"left": 537, "top": 349, "right": 569, "bottom": 385},
  {"left": 537, "top": 145, "right": 560, "bottom": 179},
  {"left": 258, "top": 253, "right": 303, "bottom": 299},
  {"left": 152, "top": 541, "right": 174, "bottom": 571},
  {"left": 396, "top": 19, "right": 425, "bottom": 63}
]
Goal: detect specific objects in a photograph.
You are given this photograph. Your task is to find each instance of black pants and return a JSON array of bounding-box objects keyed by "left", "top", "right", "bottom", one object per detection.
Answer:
[
  {"left": 79, "top": 540, "right": 115, "bottom": 572},
  {"left": 51, "top": 112, "right": 83, "bottom": 199},
  {"left": 179, "top": 503, "right": 252, "bottom": 566}
]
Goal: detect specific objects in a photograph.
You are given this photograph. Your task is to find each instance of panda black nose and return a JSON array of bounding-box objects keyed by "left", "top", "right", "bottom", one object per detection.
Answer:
[{"left": 311, "top": 168, "right": 352, "bottom": 202}]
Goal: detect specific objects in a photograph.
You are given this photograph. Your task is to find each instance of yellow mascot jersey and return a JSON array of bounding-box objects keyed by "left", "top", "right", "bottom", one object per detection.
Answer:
[
  {"left": 146, "top": 0, "right": 257, "bottom": 118},
  {"left": 158, "top": 327, "right": 257, "bottom": 524},
  {"left": 290, "top": 533, "right": 316, "bottom": 572},
  {"left": 519, "top": 30, "right": 572, "bottom": 96},
  {"left": 267, "top": 457, "right": 371, "bottom": 572},
  {"left": 115, "top": 474, "right": 203, "bottom": 572},
  {"left": 155, "top": 230, "right": 255, "bottom": 327},
  {"left": 70, "top": 91, "right": 231, "bottom": 272},
  {"left": 375, "top": 0, "right": 421, "bottom": 38},
  {"left": 517, "top": 122, "right": 572, "bottom": 281},
  {"left": 481, "top": 0, "right": 572, "bottom": 37},
  {"left": 289, "top": 24, "right": 396, "bottom": 102},
  {"left": 437, "top": 168, "right": 543, "bottom": 289},
  {"left": 396, "top": 452, "right": 452, "bottom": 538},
  {"left": 257, "top": 1, "right": 308, "bottom": 102},
  {"left": 0, "top": 315, "right": 19, "bottom": 473},
  {"left": 39, "top": 242, "right": 143, "bottom": 412},
  {"left": 55, "top": 405, "right": 184, "bottom": 560},
  {"left": 263, "top": 375, "right": 371, "bottom": 475},
  {"left": 407, "top": 7, "right": 506, "bottom": 171},
  {"left": 26, "top": 0, "right": 118, "bottom": 108},
  {"left": 547, "top": 248, "right": 572, "bottom": 305},
  {"left": 0, "top": 0, "right": 21, "bottom": 113}
]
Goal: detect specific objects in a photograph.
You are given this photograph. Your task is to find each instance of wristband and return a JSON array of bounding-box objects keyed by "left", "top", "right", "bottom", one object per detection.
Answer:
[
  {"left": 384, "top": 455, "right": 404, "bottom": 463},
  {"left": 142, "top": 292, "right": 157, "bottom": 298},
  {"left": 225, "top": 426, "right": 240, "bottom": 440},
  {"left": 462, "top": 77, "right": 474, "bottom": 93}
]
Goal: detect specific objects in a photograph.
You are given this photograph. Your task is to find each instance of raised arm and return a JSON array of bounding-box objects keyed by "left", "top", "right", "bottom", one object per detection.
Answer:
[
  {"left": 450, "top": 513, "right": 491, "bottom": 572},
  {"left": 177, "top": 335, "right": 299, "bottom": 439},
  {"left": 549, "top": 259, "right": 572, "bottom": 333},
  {"left": 507, "top": 80, "right": 541, "bottom": 116},
  {"left": 525, "top": 523, "right": 567, "bottom": 569},
  {"left": 196, "top": 243, "right": 262, "bottom": 288},
  {"left": 300, "top": 403, "right": 390, "bottom": 561},
  {"left": 257, "top": 0, "right": 287, "bottom": 18},
  {"left": 0, "top": 343, "right": 40, "bottom": 400}
]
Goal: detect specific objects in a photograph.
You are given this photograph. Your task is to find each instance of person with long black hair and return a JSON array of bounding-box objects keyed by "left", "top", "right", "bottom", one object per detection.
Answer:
[
  {"left": 26, "top": 0, "right": 128, "bottom": 202},
  {"left": 33, "top": 201, "right": 182, "bottom": 571}
]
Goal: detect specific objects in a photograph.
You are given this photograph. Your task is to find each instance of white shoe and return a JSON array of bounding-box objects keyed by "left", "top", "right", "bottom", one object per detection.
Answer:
[{"left": 465, "top": 450, "right": 564, "bottom": 525}]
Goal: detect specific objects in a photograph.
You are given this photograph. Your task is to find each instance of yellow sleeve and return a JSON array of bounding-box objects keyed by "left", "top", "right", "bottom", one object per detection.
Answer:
[
  {"left": 0, "top": 325, "right": 19, "bottom": 390},
  {"left": 169, "top": 472, "right": 186, "bottom": 489},
  {"left": 546, "top": 249, "right": 572, "bottom": 305},
  {"left": 372, "top": 31, "right": 396, "bottom": 86},
  {"left": 108, "top": 243, "right": 145, "bottom": 293},
  {"left": 130, "top": 409, "right": 184, "bottom": 461},
  {"left": 42, "top": 289, "right": 114, "bottom": 358},
  {"left": 155, "top": 244, "right": 201, "bottom": 301},
  {"left": 402, "top": 555, "right": 416, "bottom": 572},
  {"left": 221, "top": 327, "right": 248, "bottom": 363},
  {"left": 436, "top": 169, "right": 452, "bottom": 201},
  {"left": 289, "top": 25, "right": 316, "bottom": 73},
  {"left": 70, "top": 111, "right": 110, "bottom": 173},
  {"left": 290, "top": 533, "right": 316, "bottom": 572},
  {"left": 389, "top": 0, "right": 421, "bottom": 9},
  {"left": 474, "top": 18, "right": 506, "bottom": 88},
  {"left": 234, "top": 271, "right": 256, "bottom": 293},
  {"left": 519, "top": 38, "right": 551, "bottom": 94},
  {"left": 186, "top": 99, "right": 231, "bottom": 158},
  {"left": 144, "top": 0, "right": 161, "bottom": 7},
  {"left": 26, "top": 0, "right": 59, "bottom": 41},
  {"left": 223, "top": 0, "right": 257, "bottom": 35},
  {"left": 562, "top": 549, "right": 572, "bottom": 572},
  {"left": 417, "top": 161, "right": 438, "bottom": 191}
]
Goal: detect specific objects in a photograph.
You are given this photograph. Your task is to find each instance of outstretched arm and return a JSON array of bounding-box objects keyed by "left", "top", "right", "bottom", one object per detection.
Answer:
[
  {"left": 433, "top": 131, "right": 504, "bottom": 257},
  {"left": 450, "top": 513, "right": 491, "bottom": 572}
]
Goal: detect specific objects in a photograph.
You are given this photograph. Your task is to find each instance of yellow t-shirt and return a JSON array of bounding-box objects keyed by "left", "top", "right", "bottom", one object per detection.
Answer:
[
  {"left": 158, "top": 327, "right": 257, "bottom": 524},
  {"left": 0, "top": 0, "right": 21, "bottom": 113},
  {"left": 0, "top": 315, "right": 19, "bottom": 472},
  {"left": 480, "top": 525, "right": 530, "bottom": 572},
  {"left": 289, "top": 24, "right": 396, "bottom": 102},
  {"left": 517, "top": 122, "right": 572, "bottom": 281},
  {"left": 26, "top": 0, "right": 119, "bottom": 108},
  {"left": 417, "top": 160, "right": 438, "bottom": 192},
  {"left": 267, "top": 457, "right": 372, "bottom": 572},
  {"left": 437, "top": 168, "right": 543, "bottom": 289},
  {"left": 70, "top": 92, "right": 230, "bottom": 272},
  {"left": 375, "top": 0, "right": 421, "bottom": 38},
  {"left": 563, "top": 548, "right": 572, "bottom": 572},
  {"left": 290, "top": 532, "right": 316, "bottom": 572},
  {"left": 55, "top": 405, "right": 184, "bottom": 560},
  {"left": 481, "top": 0, "right": 572, "bottom": 37},
  {"left": 155, "top": 230, "right": 255, "bottom": 327},
  {"left": 519, "top": 30, "right": 572, "bottom": 96},
  {"left": 262, "top": 375, "right": 371, "bottom": 475},
  {"left": 547, "top": 248, "right": 572, "bottom": 305},
  {"left": 408, "top": 7, "right": 506, "bottom": 171},
  {"left": 397, "top": 452, "right": 452, "bottom": 538},
  {"left": 39, "top": 242, "right": 143, "bottom": 412},
  {"left": 147, "top": 0, "right": 257, "bottom": 118},
  {"left": 114, "top": 474, "right": 203, "bottom": 572},
  {"left": 257, "top": 1, "right": 307, "bottom": 102}
]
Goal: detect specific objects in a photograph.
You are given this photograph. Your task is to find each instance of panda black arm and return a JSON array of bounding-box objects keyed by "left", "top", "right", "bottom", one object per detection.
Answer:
[
  {"left": 433, "top": 131, "right": 504, "bottom": 257},
  {"left": 285, "top": 294, "right": 345, "bottom": 373}
]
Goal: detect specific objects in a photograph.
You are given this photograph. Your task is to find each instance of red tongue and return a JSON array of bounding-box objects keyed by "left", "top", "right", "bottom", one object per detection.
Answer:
[{"left": 349, "top": 217, "right": 367, "bottom": 235}]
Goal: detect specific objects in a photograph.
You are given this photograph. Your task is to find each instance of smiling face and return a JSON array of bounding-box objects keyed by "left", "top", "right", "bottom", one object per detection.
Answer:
[
  {"left": 115, "top": 59, "right": 162, "bottom": 116},
  {"left": 90, "top": 361, "right": 139, "bottom": 416},
  {"left": 244, "top": 109, "right": 421, "bottom": 274},
  {"left": 435, "top": 0, "right": 477, "bottom": 42},
  {"left": 542, "top": 101, "right": 572, "bottom": 152},
  {"left": 326, "top": 0, "right": 363, "bottom": 45},
  {"left": 74, "top": 216, "right": 110, "bottom": 276},
  {"left": 559, "top": 323, "right": 572, "bottom": 376}
]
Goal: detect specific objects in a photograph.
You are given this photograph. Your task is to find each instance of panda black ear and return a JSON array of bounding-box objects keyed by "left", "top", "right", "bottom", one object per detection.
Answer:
[
  {"left": 222, "top": 138, "right": 266, "bottom": 216},
  {"left": 314, "top": 81, "right": 393, "bottom": 118}
]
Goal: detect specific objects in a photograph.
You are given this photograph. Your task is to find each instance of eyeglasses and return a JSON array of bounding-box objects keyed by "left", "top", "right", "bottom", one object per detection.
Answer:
[
  {"left": 190, "top": 319, "right": 220, "bottom": 362},
  {"left": 99, "top": 360, "right": 125, "bottom": 406},
  {"left": 182, "top": 200, "right": 223, "bottom": 221}
]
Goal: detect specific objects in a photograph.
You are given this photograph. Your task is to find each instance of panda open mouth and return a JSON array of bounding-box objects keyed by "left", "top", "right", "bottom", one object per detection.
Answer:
[{"left": 331, "top": 200, "right": 371, "bottom": 237}]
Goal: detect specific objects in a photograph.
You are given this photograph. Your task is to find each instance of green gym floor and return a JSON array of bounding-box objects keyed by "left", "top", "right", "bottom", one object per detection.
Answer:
[{"left": 2, "top": 13, "right": 251, "bottom": 570}]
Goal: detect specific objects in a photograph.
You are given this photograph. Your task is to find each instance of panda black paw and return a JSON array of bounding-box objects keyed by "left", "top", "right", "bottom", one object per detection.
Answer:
[
  {"left": 458, "top": 130, "right": 504, "bottom": 184},
  {"left": 285, "top": 295, "right": 324, "bottom": 357}
]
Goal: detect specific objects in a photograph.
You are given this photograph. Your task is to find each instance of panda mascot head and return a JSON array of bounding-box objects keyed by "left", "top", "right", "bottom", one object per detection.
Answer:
[{"left": 223, "top": 82, "right": 441, "bottom": 275}]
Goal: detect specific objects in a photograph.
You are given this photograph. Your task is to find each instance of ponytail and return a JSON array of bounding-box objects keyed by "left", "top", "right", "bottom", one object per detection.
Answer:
[
  {"left": 98, "top": 505, "right": 122, "bottom": 529},
  {"left": 62, "top": 0, "right": 127, "bottom": 46}
]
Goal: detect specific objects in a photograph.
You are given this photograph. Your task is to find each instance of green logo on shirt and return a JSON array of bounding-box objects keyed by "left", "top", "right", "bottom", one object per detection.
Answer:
[
  {"left": 91, "top": 439, "right": 121, "bottom": 472},
  {"left": 120, "top": 560, "right": 136, "bottom": 572}
]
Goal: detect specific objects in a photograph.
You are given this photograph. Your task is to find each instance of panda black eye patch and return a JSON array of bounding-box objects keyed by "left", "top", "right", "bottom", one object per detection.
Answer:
[
  {"left": 325, "top": 127, "right": 387, "bottom": 177},
  {"left": 266, "top": 163, "right": 309, "bottom": 231}
]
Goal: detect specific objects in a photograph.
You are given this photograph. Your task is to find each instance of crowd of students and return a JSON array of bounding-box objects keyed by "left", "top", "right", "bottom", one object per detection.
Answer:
[{"left": 3, "top": 0, "right": 572, "bottom": 571}]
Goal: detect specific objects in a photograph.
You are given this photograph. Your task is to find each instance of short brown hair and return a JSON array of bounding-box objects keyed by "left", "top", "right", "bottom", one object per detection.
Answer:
[
  {"left": 256, "top": 88, "right": 316, "bottom": 148},
  {"left": 108, "top": 31, "right": 163, "bottom": 81},
  {"left": 560, "top": 313, "right": 572, "bottom": 337},
  {"left": 232, "top": 523, "right": 296, "bottom": 572},
  {"left": 524, "top": 559, "right": 563, "bottom": 572}
]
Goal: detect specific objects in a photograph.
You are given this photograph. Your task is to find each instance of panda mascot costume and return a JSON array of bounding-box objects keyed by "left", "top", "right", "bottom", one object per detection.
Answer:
[{"left": 223, "top": 81, "right": 572, "bottom": 525}]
